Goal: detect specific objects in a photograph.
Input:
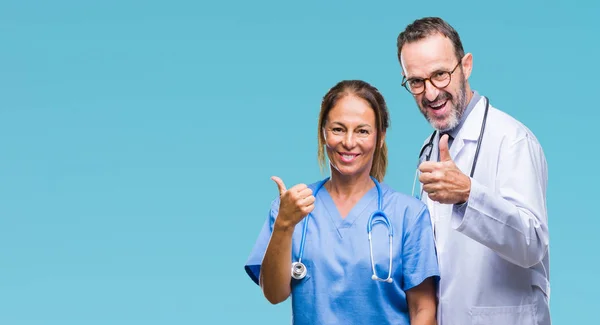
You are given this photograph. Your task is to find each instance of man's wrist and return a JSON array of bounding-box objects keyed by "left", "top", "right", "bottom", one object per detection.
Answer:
[{"left": 461, "top": 176, "right": 472, "bottom": 204}]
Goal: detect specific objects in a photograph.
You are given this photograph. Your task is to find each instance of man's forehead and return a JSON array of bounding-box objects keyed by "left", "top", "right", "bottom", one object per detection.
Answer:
[{"left": 400, "top": 34, "right": 456, "bottom": 77}]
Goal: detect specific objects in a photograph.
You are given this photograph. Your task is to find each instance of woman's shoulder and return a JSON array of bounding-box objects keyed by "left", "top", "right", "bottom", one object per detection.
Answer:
[
  {"left": 380, "top": 182, "right": 424, "bottom": 206},
  {"left": 379, "top": 182, "right": 429, "bottom": 218}
]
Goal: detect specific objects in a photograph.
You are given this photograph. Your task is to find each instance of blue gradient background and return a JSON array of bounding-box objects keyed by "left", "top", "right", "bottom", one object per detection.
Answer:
[{"left": 0, "top": 0, "right": 597, "bottom": 324}]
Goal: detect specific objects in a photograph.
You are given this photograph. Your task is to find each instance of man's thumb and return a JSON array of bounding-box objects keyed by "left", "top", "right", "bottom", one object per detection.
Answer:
[
  {"left": 439, "top": 134, "right": 452, "bottom": 162},
  {"left": 271, "top": 176, "right": 287, "bottom": 196}
]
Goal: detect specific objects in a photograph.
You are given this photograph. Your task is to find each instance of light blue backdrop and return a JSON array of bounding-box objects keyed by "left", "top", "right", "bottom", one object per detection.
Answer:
[{"left": 0, "top": 0, "right": 597, "bottom": 324}]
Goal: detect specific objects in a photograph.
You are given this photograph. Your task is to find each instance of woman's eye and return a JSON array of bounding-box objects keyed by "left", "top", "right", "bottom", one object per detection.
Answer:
[
  {"left": 356, "top": 129, "right": 371, "bottom": 137},
  {"left": 331, "top": 128, "right": 344, "bottom": 134}
]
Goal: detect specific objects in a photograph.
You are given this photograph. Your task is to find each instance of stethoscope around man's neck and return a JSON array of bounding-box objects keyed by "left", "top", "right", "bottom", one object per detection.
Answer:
[{"left": 411, "top": 96, "right": 490, "bottom": 200}]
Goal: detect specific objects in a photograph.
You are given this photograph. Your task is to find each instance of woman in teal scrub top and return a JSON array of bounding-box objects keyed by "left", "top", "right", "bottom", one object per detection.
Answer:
[{"left": 245, "top": 80, "right": 439, "bottom": 325}]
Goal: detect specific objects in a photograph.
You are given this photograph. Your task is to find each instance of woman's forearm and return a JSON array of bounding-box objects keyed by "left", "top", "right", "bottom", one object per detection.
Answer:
[
  {"left": 410, "top": 306, "right": 437, "bottom": 325},
  {"left": 407, "top": 277, "right": 438, "bottom": 325},
  {"left": 259, "top": 219, "right": 295, "bottom": 304}
]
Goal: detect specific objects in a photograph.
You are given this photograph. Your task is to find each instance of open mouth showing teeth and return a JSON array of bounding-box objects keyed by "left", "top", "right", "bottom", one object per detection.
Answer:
[
  {"left": 339, "top": 153, "right": 359, "bottom": 162},
  {"left": 429, "top": 101, "right": 447, "bottom": 110}
]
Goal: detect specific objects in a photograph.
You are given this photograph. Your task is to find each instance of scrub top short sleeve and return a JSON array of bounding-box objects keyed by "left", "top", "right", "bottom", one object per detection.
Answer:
[
  {"left": 244, "top": 198, "right": 279, "bottom": 286},
  {"left": 401, "top": 205, "right": 440, "bottom": 291}
]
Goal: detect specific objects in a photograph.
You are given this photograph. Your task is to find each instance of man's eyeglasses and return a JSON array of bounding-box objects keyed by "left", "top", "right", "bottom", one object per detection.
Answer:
[{"left": 401, "top": 59, "right": 463, "bottom": 95}]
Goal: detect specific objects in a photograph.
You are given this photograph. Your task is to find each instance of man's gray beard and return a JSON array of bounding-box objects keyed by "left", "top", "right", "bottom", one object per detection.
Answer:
[{"left": 432, "top": 79, "right": 467, "bottom": 132}]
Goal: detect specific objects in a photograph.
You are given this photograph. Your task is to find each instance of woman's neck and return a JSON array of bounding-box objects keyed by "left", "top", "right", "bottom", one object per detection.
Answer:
[{"left": 325, "top": 171, "right": 374, "bottom": 199}]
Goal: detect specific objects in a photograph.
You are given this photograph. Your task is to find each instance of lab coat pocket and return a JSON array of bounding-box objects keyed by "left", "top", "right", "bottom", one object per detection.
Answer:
[{"left": 470, "top": 304, "right": 537, "bottom": 325}]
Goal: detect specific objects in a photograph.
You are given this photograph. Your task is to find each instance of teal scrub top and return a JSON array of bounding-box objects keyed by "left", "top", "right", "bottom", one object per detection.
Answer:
[{"left": 245, "top": 179, "right": 440, "bottom": 325}]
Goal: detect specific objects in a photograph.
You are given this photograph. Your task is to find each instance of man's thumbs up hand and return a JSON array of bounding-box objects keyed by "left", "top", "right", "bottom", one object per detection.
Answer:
[{"left": 417, "top": 135, "right": 471, "bottom": 204}]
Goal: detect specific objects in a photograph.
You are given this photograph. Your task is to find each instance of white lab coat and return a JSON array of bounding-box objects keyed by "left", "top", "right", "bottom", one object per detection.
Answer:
[{"left": 420, "top": 96, "right": 551, "bottom": 325}]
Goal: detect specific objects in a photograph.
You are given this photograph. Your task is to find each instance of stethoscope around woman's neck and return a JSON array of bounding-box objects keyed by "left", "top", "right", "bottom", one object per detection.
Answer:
[
  {"left": 411, "top": 96, "right": 490, "bottom": 200},
  {"left": 291, "top": 176, "right": 394, "bottom": 283}
]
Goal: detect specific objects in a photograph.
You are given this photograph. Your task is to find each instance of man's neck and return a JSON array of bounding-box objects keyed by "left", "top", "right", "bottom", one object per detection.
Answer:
[{"left": 445, "top": 89, "right": 480, "bottom": 138}]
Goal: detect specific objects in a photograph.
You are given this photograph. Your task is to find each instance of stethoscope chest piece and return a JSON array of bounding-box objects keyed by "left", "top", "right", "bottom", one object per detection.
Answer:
[{"left": 291, "top": 261, "right": 307, "bottom": 280}]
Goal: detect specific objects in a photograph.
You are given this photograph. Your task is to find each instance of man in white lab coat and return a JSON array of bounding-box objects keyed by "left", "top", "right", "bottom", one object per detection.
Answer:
[{"left": 396, "top": 17, "right": 551, "bottom": 325}]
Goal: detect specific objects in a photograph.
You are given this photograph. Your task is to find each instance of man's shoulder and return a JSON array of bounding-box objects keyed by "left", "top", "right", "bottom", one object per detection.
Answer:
[{"left": 487, "top": 103, "right": 542, "bottom": 146}]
